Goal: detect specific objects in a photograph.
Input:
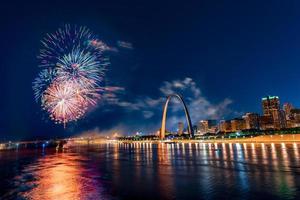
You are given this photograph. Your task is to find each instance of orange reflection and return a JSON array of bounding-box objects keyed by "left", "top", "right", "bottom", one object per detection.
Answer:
[
  {"left": 293, "top": 143, "right": 299, "bottom": 164},
  {"left": 22, "top": 153, "right": 102, "bottom": 200}
]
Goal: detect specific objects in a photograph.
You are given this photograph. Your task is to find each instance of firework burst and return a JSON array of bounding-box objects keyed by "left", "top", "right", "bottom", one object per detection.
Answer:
[
  {"left": 32, "top": 68, "right": 57, "bottom": 102},
  {"left": 39, "top": 25, "right": 102, "bottom": 68},
  {"left": 42, "top": 80, "right": 87, "bottom": 125},
  {"left": 56, "top": 49, "right": 104, "bottom": 87},
  {"left": 33, "top": 25, "right": 110, "bottom": 126}
]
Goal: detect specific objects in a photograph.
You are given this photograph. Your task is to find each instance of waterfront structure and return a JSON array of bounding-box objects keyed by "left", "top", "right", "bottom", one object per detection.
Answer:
[
  {"left": 198, "top": 120, "right": 218, "bottom": 135},
  {"left": 231, "top": 118, "right": 246, "bottom": 132},
  {"left": 193, "top": 125, "right": 198, "bottom": 136},
  {"left": 219, "top": 120, "right": 232, "bottom": 133},
  {"left": 243, "top": 113, "right": 260, "bottom": 130},
  {"left": 283, "top": 103, "right": 294, "bottom": 120},
  {"left": 178, "top": 122, "right": 184, "bottom": 135},
  {"left": 286, "top": 108, "right": 300, "bottom": 128},
  {"left": 261, "top": 96, "right": 286, "bottom": 130},
  {"left": 262, "top": 96, "right": 280, "bottom": 115},
  {"left": 283, "top": 103, "right": 300, "bottom": 128},
  {"left": 160, "top": 94, "right": 193, "bottom": 139},
  {"left": 207, "top": 120, "right": 218, "bottom": 133},
  {"left": 279, "top": 110, "right": 287, "bottom": 128},
  {"left": 198, "top": 120, "right": 208, "bottom": 135},
  {"left": 158, "top": 95, "right": 300, "bottom": 138},
  {"left": 259, "top": 115, "right": 274, "bottom": 130}
]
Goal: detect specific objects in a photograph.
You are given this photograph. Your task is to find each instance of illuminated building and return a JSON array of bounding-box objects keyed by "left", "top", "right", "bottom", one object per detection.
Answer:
[
  {"left": 219, "top": 120, "right": 232, "bottom": 133},
  {"left": 259, "top": 115, "right": 274, "bottom": 130},
  {"left": 198, "top": 120, "right": 208, "bottom": 135},
  {"left": 243, "top": 113, "right": 260, "bottom": 130},
  {"left": 283, "top": 103, "right": 294, "bottom": 120},
  {"left": 282, "top": 103, "right": 300, "bottom": 128},
  {"left": 287, "top": 109, "right": 300, "bottom": 128},
  {"left": 192, "top": 125, "right": 198, "bottom": 136},
  {"left": 198, "top": 120, "right": 218, "bottom": 134},
  {"left": 261, "top": 96, "right": 286, "bottom": 129},
  {"left": 262, "top": 96, "right": 280, "bottom": 115},
  {"left": 178, "top": 122, "right": 184, "bottom": 135},
  {"left": 231, "top": 118, "right": 246, "bottom": 132},
  {"left": 275, "top": 111, "right": 286, "bottom": 129}
]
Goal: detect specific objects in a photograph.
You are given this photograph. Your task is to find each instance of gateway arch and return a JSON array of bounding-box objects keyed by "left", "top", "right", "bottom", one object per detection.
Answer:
[{"left": 160, "top": 94, "right": 194, "bottom": 139}]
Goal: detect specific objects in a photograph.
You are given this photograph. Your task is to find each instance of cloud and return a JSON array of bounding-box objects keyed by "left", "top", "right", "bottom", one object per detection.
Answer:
[
  {"left": 143, "top": 111, "right": 155, "bottom": 119},
  {"left": 117, "top": 41, "right": 133, "bottom": 49},
  {"left": 102, "top": 77, "right": 236, "bottom": 132}
]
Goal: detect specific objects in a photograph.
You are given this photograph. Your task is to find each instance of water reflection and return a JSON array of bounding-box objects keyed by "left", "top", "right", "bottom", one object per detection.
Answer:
[
  {"left": 1, "top": 142, "right": 300, "bottom": 199},
  {"left": 11, "top": 152, "right": 108, "bottom": 200}
]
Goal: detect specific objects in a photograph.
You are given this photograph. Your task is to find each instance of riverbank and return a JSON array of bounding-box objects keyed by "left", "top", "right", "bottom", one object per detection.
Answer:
[{"left": 114, "top": 134, "right": 300, "bottom": 144}]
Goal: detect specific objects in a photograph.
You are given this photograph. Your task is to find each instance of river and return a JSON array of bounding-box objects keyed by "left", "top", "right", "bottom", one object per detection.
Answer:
[{"left": 0, "top": 142, "right": 300, "bottom": 199}]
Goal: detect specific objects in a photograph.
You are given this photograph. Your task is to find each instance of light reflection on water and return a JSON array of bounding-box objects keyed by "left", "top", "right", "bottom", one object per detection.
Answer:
[
  {"left": 3, "top": 152, "right": 109, "bottom": 200},
  {"left": 0, "top": 143, "right": 300, "bottom": 199}
]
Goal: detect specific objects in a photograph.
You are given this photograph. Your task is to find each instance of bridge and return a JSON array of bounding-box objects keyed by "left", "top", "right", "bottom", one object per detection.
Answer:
[
  {"left": 160, "top": 94, "right": 194, "bottom": 139},
  {"left": 0, "top": 137, "right": 104, "bottom": 151}
]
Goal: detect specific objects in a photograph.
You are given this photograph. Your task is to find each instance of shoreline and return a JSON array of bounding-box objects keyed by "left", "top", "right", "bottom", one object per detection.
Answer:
[{"left": 112, "top": 134, "right": 300, "bottom": 144}]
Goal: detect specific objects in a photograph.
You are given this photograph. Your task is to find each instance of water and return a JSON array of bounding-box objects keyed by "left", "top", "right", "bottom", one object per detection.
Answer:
[{"left": 1, "top": 142, "right": 300, "bottom": 200}]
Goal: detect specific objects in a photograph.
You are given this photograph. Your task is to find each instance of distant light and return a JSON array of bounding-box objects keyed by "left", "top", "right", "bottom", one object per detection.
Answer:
[{"left": 262, "top": 96, "right": 279, "bottom": 101}]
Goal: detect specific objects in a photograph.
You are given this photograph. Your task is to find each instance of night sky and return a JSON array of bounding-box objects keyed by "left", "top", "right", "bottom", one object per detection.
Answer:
[{"left": 1, "top": 0, "right": 300, "bottom": 140}]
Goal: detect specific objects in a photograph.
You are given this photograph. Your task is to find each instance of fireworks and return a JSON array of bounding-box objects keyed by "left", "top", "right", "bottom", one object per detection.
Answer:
[
  {"left": 33, "top": 25, "right": 109, "bottom": 126},
  {"left": 56, "top": 49, "right": 104, "bottom": 86},
  {"left": 32, "top": 68, "right": 57, "bottom": 102},
  {"left": 42, "top": 80, "right": 87, "bottom": 124},
  {"left": 39, "top": 25, "right": 99, "bottom": 68}
]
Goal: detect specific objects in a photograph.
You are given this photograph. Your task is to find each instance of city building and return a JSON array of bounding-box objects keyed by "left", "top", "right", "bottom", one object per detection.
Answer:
[
  {"left": 243, "top": 113, "right": 260, "bottom": 130},
  {"left": 198, "top": 120, "right": 218, "bottom": 135},
  {"left": 178, "top": 122, "right": 184, "bottom": 135},
  {"left": 287, "top": 108, "right": 300, "bottom": 128},
  {"left": 261, "top": 96, "right": 286, "bottom": 130},
  {"left": 282, "top": 103, "right": 300, "bottom": 128},
  {"left": 231, "top": 118, "right": 246, "bottom": 132},
  {"left": 219, "top": 120, "right": 232, "bottom": 133},
  {"left": 259, "top": 115, "right": 274, "bottom": 130},
  {"left": 198, "top": 120, "right": 208, "bottom": 135},
  {"left": 193, "top": 125, "right": 198, "bottom": 136},
  {"left": 193, "top": 96, "right": 300, "bottom": 135},
  {"left": 262, "top": 96, "right": 280, "bottom": 115},
  {"left": 283, "top": 103, "right": 294, "bottom": 119}
]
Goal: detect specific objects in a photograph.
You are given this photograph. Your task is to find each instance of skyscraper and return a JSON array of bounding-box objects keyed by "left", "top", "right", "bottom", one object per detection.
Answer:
[
  {"left": 198, "top": 120, "right": 218, "bottom": 134},
  {"left": 262, "top": 96, "right": 280, "bottom": 115},
  {"left": 198, "top": 120, "right": 208, "bottom": 135},
  {"left": 283, "top": 103, "right": 294, "bottom": 120},
  {"left": 261, "top": 96, "right": 286, "bottom": 129}
]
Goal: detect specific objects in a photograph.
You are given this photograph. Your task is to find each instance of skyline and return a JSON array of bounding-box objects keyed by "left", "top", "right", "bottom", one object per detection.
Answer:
[
  {"left": 2, "top": 2, "right": 300, "bottom": 200},
  {"left": 1, "top": 1, "right": 300, "bottom": 140}
]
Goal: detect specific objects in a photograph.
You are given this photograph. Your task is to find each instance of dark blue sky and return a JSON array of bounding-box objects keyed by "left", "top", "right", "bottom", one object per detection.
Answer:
[{"left": 1, "top": 0, "right": 300, "bottom": 140}]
